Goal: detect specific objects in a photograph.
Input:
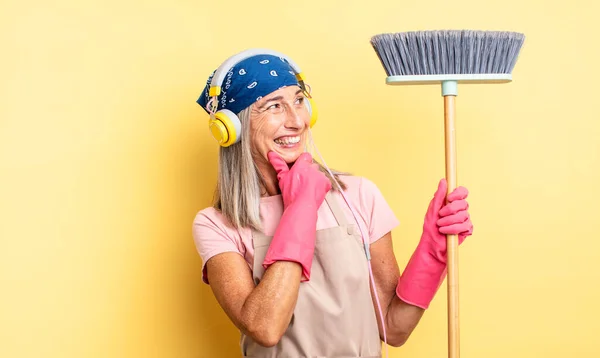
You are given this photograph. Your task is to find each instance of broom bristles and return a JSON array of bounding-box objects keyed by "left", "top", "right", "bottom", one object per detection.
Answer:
[{"left": 370, "top": 30, "right": 525, "bottom": 77}]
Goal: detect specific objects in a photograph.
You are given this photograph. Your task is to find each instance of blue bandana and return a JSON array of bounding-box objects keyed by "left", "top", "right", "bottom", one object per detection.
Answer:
[{"left": 197, "top": 54, "right": 300, "bottom": 115}]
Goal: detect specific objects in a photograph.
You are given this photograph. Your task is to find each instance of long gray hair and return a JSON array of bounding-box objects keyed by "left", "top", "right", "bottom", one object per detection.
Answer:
[{"left": 213, "top": 106, "right": 347, "bottom": 231}]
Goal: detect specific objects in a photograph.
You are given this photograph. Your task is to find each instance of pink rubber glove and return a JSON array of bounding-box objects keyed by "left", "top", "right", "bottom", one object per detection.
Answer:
[
  {"left": 396, "top": 178, "right": 473, "bottom": 309},
  {"left": 262, "top": 151, "right": 332, "bottom": 281}
]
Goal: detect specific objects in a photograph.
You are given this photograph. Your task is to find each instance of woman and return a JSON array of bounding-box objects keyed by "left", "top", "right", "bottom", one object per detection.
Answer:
[{"left": 193, "top": 49, "right": 473, "bottom": 357}]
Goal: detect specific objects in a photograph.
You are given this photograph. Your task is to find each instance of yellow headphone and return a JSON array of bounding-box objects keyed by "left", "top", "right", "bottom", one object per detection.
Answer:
[{"left": 205, "top": 48, "right": 318, "bottom": 147}]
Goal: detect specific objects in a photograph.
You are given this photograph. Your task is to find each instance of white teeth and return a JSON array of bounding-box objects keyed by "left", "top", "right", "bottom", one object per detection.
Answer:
[{"left": 274, "top": 136, "right": 300, "bottom": 145}]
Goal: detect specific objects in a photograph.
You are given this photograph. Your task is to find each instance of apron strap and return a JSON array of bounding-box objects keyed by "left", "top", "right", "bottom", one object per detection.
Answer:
[{"left": 324, "top": 191, "right": 351, "bottom": 227}]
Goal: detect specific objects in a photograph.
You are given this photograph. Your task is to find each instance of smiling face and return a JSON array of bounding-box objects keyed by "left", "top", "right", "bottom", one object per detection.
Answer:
[{"left": 249, "top": 85, "right": 311, "bottom": 170}]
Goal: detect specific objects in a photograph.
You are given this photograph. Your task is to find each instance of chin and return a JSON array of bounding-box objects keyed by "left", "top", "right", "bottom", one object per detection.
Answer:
[
  {"left": 284, "top": 152, "right": 303, "bottom": 163},
  {"left": 268, "top": 150, "right": 298, "bottom": 164},
  {"left": 270, "top": 141, "right": 306, "bottom": 163}
]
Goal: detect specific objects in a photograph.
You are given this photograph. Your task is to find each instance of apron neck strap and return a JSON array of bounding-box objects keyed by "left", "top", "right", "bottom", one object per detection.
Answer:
[{"left": 325, "top": 191, "right": 350, "bottom": 227}]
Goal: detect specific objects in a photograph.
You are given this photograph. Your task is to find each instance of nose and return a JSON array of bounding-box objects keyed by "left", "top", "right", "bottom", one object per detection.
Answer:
[{"left": 283, "top": 103, "right": 305, "bottom": 129}]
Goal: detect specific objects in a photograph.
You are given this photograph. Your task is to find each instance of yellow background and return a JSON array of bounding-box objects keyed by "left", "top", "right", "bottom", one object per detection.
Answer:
[{"left": 2, "top": 0, "right": 599, "bottom": 357}]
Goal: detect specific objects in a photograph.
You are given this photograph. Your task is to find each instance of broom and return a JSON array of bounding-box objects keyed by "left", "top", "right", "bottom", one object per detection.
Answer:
[{"left": 370, "top": 30, "right": 525, "bottom": 358}]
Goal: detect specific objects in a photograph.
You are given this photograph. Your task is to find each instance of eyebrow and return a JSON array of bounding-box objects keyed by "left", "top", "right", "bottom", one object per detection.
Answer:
[{"left": 258, "top": 89, "right": 303, "bottom": 109}]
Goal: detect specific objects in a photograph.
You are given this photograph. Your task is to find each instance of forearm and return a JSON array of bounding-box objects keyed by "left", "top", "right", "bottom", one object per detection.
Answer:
[
  {"left": 383, "top": 295, "right": 425, "bottom": 346},
  {"left": 240, "top": 261, "right": 302, "bottom": 346},
  {"left": 367, "top": 233, "right": 430, "bottom": 347}
]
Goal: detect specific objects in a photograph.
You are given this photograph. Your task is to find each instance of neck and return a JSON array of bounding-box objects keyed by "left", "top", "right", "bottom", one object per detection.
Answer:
[{"left": 257, "top": 161, "right": 280, "bottom": 197}]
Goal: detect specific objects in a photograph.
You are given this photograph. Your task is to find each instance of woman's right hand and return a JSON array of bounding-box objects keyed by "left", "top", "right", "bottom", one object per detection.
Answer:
[
  {"left": 263, "top": 151, "right": 332, "bottom": 282},
  {"left": 267, "top": 151, "right": 332, "bottom": 210}
]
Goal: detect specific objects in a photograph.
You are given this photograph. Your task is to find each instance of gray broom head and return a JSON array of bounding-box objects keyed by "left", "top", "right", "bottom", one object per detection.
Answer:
[{"left": 370, "top": 30, "right": 525, "bottom": 85}]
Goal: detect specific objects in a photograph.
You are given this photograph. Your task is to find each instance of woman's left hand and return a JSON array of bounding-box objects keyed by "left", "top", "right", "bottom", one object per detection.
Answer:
[
  {"left": 395, "top": 178, "right": 474, "bottom": 309},
  {"left": 419, "top": 178, "right": 474, "bottom": 264},
  {"left": 436, "top": 181, "right": 473, "bottom": 243}
]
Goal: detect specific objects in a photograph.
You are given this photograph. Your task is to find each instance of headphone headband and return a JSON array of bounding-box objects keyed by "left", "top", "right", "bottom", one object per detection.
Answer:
[{"left": 208, "top": 48, "right": 306, "bottom": 98}]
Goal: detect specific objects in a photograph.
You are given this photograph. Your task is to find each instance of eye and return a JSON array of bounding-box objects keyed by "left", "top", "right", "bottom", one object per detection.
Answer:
[
  {"left": 267, "top": 103, "right": 281, "bottom": 111},
  {"left": 295, "top": 97, "right": 305, "bottom": 105}
]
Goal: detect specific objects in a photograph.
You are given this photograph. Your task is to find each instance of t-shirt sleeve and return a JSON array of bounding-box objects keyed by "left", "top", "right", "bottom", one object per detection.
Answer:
[
  {"left": 192, "top": 208, "right": 243, "bottom": 284},
  {"left": 357, "top": 177, "right": 401, "bottom": 244}
]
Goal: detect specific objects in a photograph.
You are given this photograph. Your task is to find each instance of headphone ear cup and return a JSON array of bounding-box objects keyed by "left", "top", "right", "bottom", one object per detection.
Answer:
[
  {"left": 305, "top": 97, "right": 317, "bottom": 128},
  {"left": 209, "top": 109, "right": 242, "bottom": 147}
]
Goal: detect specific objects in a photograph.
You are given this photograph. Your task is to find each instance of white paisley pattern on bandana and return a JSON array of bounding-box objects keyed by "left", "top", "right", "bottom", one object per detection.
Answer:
[{"left": 197, "top": 54, "right": 301, "bottom": 115}]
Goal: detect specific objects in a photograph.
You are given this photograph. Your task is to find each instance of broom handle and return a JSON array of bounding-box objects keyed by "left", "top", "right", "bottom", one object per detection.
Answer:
[{"left": 444, "top": 92, "right": 460, "bottom": 358}]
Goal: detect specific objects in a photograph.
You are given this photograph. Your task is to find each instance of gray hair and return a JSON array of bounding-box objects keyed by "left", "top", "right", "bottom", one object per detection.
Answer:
[{"left": 213, "top": 106, "right": 347, "bottom": 231}]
